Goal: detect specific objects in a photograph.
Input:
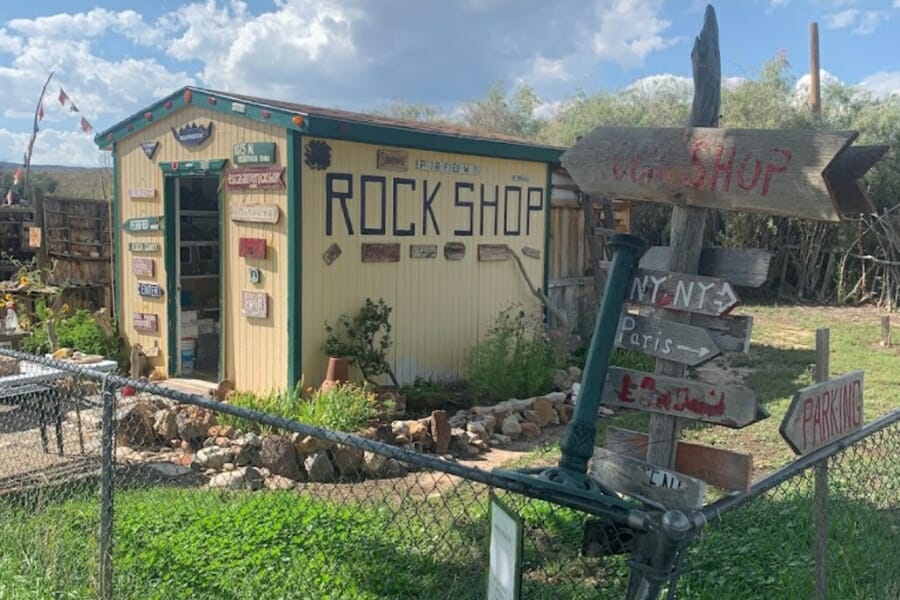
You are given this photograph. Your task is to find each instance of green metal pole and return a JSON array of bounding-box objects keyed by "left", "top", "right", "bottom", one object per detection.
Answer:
[{"left": 558, "top": 232, "right": 645, "bottom": 475}]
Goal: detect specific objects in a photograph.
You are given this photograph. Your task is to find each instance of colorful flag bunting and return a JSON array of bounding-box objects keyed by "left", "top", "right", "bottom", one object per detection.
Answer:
[
  {"left": 70, "top": 103, "right": 79, "bottom": 113},
  {"left": 5, "top": 189, "right": 13, "bottom": 205},
  {"left": 38, "top": 102, "right": 44, "bottom": 121},
  {"left": 80, "top": 117, "right": 93, "bottom": 134},
  {"left": 12, "top": 167, "right": 22, "bottom": 186},
  {"left": 58, "top": 88, "right": 69, "bottom": 106}
]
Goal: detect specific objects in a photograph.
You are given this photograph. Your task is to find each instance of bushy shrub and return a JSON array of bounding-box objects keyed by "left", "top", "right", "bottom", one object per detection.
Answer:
[
  {"left": 22, "top": 300, "right": 118, "bottom": 357},
  {"left": 464, "top": 306, "right": 558, "bottom": 403},
  {"left": 221, "top": 381, "right": 378, "bottom": 434},
  {"left": 323, "top": 298, "right": 399, "bottom": 387}
]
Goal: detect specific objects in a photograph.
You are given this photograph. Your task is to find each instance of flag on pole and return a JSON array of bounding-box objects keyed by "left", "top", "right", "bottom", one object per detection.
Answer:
[
  {"left": 58, "top": 88, "right": 69, "bottom": 106},
  {"left": 70, "top": 103, "right": 79, "bottom": 113},
  {"left": 38, "top": 102, "right": 45, "bottom": 121},
  {"left": 5, "top": 189, "right": 13, "bottom": 205},
  {"left": 12, "top": 167, "right": 22, "bottom": 186},
  {"left": 80, "top": 116, "right": 93, "bottom": 134}
]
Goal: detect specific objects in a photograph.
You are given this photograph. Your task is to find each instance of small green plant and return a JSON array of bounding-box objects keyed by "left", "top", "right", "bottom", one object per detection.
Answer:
[
  {"left": 464, "top": 305, "right": 559, "bottom": 403},
  {"left": 221, "top": 381, "right": 378, "bottom": 434},
  {"left": 22, "top": 299, "right": 118, "bottom": 357},
  {"left": 323, "top": 297, "right": 399, "bottom": 387}
]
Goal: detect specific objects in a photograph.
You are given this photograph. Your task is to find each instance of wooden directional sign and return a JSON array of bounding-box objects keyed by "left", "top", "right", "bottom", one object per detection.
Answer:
[
  {"left": 780, "top": 370, "right": 864, "bottom": 456},
  {"left": 602, "top": 367, "right": 761, "bottom": 428},
  {"left": 230, "top": 203, "right": 281, "bottom": 224},
  {"left": 616, "top": 313, "right": 720, "bottom": 366},
  {"left": 561, "top": 127, "right": 880, "bottom": 222},
  {"left": 137, "top": 282, "right": 163, "bottom": 298},
  {"left": 639, "top": 247, "right": 772, "bottom": 288},
  {"left": 129, "top": 242, "right": 160, "bottom": 253},
  {"left": 691, "top": 314, "right": 753, "bottom": 353},
  {"left": 590, "top": 448, "right": 706, "bottom": 511},
  {"left": 123, "top": 216, "right": 162, "bottom": 233},
  {"left": 604, "top": 427, "right": 753, "bottom": 491},
  {"left": 598, "top": 264, "right": 739, "bottom": 316}
]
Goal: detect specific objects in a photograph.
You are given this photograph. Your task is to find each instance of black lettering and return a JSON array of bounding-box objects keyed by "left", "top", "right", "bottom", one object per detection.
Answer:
[
  {"left": 360, "top": 175, "right": 386, "bottom": 235},
  {"left": 503, "top": 186, "right": 522, "bottom": 236},
  {"left": 422, "top": 181, "right": 441, "bottom": 235},
  {"left": 526, "top": 187, "right": 543, "bottom": 235},
  {"left": 325, "top": 173, "right": 354, "bottom": 236},
  {"left": 454, "top": 182, "right": 474, "bottom": 236},
  {"left": 479, "top": 184, "right": 498, "bottom": 236},
  {"left": 392, "top": 178, "right": 416, "bottom": 236}
]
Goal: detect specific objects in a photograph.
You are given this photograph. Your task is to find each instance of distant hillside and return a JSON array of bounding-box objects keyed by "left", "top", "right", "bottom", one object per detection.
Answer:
[
  {"left": 0, "top": 162, "right": 110, "bottom": 200},
  {"left": 0, "top": 160, "right": 92, "bottom": 173}
]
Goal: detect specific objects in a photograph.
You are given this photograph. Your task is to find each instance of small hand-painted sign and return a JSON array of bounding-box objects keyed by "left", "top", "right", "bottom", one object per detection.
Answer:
[
  {"left": 238, "top": 238, "right": 266, "bottom": 259},
  {"left": 597, "top": 265, "right": 740, "bottom": 317},
  {"left": 322, "top": 243, "right": 342, "bottom": 265},
  {"left": 444, "top": 242, "right": 465, "bottom": 260},
  {"left": 362, "top": 243, "right": 400, "bottom": 263},
  {"left": 377, "top": 149, "right": 409, "bottom": 172},
  {"left": 132, "top": 257, "right": 155, "bottom": 278},
  {"left": 133, "top": 312, "right": 158, "bottom": 332},
  {"left": 521, "top": 246, "right": 541, "bottom": 260},
  {"left": 602, "top": 366, "right": 761, "bottom": 428},
  {"left": 129, "top": 241, "right": 160, "bottom": 253},
  {"left": 226, "top": 166, "right": 285, "bottom": 190},
  {"left": 779, "top": 370, "right": 864, "bottom": 456},
  {"left": 137, "top": 282, "right": 164, "bottom": 298},
  {"left": 123, "top": 217, "right": 162, "bottom": 233},
  {"left": 241, "top": 291, "right": 268, "bottom": 318},
  {"left": 172, "top": 121, "right": 213, "bottom": 147},
  {"left": 248, "top": 267, "right": 261, "bottom": 284},
  {"left": 590, "top": 447, "right": 706, "bottom": 512},
  {"left": 478, "top": 244, "right": 510, "bottom": 262},
  {"left": 487, "top": 496, "right": 522, "bottom": 600},
  {"left": 140, "top": 141, "right": 159, "bottom": 159},
  {"left": 230, "top": 203, "right": 280, "bottom": 224},
  {"left": 233, "top": 142, "right": 276, "bottom": 166},
  {"left": 128, "top": 187, "right": 157, "bottom": 199},
  {"left": 410, "top": 244, "right": 437, "bottom": 259},
  {"left": 28, "top": 226, "right": 41, "bottom": 249},
  {"left": 615, "top": 313, "right": 720, "bottom": 366}
]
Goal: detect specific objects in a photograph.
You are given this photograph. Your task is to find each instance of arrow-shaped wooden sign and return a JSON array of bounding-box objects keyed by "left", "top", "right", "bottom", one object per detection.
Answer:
[
  {"left": 779, "top": 370, "right": 864, "bottom": 456},
  {"left": 615, "top": 313, "right": 720, "bottom": 366},
  {"left": 598, "top": 264, "right": 739, "bottom": 316},
  {"left": 602, "top": 367, "right": 763, "bottom": 428},
  {"left": 561, "top": 127, "right": 881, "bottom": 222},
  {"left": 639, "top": 247, "right": 772, "bottom": 288},
  {"left": 590, "top": 448, "right": 706, "bottom": 512}
]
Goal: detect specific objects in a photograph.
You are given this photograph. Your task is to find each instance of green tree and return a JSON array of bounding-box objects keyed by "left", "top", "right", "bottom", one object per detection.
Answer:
[{"left": 460, "top": 82, "right": 543, "bottom": 139}]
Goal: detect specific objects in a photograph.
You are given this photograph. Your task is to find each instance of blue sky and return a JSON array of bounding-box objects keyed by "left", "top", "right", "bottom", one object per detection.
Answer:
[{"left": 1, "top": 0, "right": 898, "bottom": 167}]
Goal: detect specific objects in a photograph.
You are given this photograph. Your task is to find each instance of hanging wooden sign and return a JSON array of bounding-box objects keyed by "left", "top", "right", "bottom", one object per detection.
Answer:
[
  {"left": 129, "top": 242, "right": 160, "bottom": 253},
  {"left": 28, "top": 226, "right": 41, "bottom": 249},
  {"left": 140, "top": 141, "right": 159, "bottom": 159},
  {"left": 230, "top": 203, "right": 281, "bottom": 224},
  {"left": 132, "top": 257, "right": 155, "bottom": 277},
  {"left": 241, "top": 291, "right": 268, "bottom": 318},
  {"left": 137, "top": 282, "right": 164, "bottom": 298},
  {"left": 561, "top": 127, "right": 882, "bottom": 222},
  {"left": 615, "top": 313, "right": 721, "bottom": 366},
  {"left": 123, "top": 217, "right": 162, "bottom": 233},
  {"left": 602, "top": 366, "right": 762, "bottom": 428},
  {"left": 589, "top": 448, "right": 706, "bottom": 512},
  {"left": 226, "top": 167, "right": 285, "bottom": 190},
  {"left": 233, "top": 142, "right": 276, "bottom": 166},
  {"left": 362, "top": 243, "right": 400, "bottom": 263},
  {"left": 238, "top": 238, "right": 266, "bottom": 259},
  {"left": 377, "top": 149, "right": 409, "bottom": 172},
  {"left": 172, "top": 121, "right": 213, "bottom": 147},
  {"left": 639, "top": 247, "right": 772, "bottom": 288},
  {"left": 478, "top": 244, "right": 510, "bottom": 262},
  {"left": 128, "top": 188, "right": 157, "bottom": 199},
  {"left": 444, "top": 242, "right": 466, "bottom": 260},
  {"left": 780, "top": 370, "right": 864, "bottom": 456},
  {"left": 133, "top": 313, "right": 159, "bottom": 332}
]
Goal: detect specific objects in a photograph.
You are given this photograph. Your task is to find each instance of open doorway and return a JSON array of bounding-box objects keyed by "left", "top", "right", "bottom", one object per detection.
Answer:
[{"left": 175, "top": 176, "right": 221, "bottom": 381}]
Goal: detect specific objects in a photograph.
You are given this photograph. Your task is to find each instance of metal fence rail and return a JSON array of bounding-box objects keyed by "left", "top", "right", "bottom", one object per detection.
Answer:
[{"left": 0, "top": 346, "right": 897, "bottom": 599}]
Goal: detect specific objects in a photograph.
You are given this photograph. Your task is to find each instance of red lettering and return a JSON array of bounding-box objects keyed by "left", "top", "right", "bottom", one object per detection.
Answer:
[
  {"left": 737, "top": 153, "right": 762, "bottom": 191},
  {"left": 631, "top": 147, "right": 659, "bottom": 185},
  {"left": 682, "top": 139, "right": 709, "bottom": 190},
  {"left": 761, "top": 148, "right": 792, "bottom": 196},
  {"left": 711, "top": 144, "right": 736, "bottom": 192},
  {"left": 802, "top": 397, "right": 814, "bottom": 449},
  {"left": 613, "top": 151, "right": 629, "bottom": 180},
  {"left": 814, "top": 395, "right": 824, "bottom": 444},
  {"left": 851, "top": 380, "right": 862, "bottom": 427},
  {"left": 829, "top": 388, "right": 839, "bottom": 436},
  {"left": 618, "top": 374, "right": 637, "bottom": 404}
]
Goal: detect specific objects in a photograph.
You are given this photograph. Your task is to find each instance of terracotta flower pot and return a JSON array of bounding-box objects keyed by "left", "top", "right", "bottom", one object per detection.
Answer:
[{"left": 320, "top": 357, "right": 349, "bottom": 392}]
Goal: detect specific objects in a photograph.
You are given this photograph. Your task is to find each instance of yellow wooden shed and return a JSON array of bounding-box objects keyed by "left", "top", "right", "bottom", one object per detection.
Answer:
[{"left": 96, "top": 87, "right": 565, "bottom": 392}]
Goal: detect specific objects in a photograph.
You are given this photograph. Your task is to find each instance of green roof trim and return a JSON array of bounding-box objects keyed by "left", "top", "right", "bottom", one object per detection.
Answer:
[
  {"left": 286, "top": 131, "right": 303, "bottom": 389},
  {"left": 159, "top": 158, "right": 228, "bottom": 176}
]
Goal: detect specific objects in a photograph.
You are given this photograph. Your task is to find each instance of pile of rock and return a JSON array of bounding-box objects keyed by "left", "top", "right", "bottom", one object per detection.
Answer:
[{"left": 110, "top": 383, "right": 579, "bottom": 491}]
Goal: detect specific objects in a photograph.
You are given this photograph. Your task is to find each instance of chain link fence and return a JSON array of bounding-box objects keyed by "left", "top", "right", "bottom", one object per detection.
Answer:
[{"left": 0, "top": 347, "right": 897, "bottom": 599}]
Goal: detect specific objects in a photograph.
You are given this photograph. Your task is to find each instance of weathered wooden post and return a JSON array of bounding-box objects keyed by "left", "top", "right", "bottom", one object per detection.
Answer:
[
  {"left": 813, "top": 329, "right": 829, "bottom": 600},
  {"left": 881, "top": 315, "right": 892, "bottom": 347}
]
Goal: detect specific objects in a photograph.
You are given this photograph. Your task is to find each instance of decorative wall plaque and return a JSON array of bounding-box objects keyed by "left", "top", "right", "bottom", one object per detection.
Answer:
[
  {"left": 410, "top": 244, "right": 437, "bottom": 259},
  {"left": 128, "top": 187, "right": 157, "bottom": 199},
  {"left": 241, "top": 291, "right": 268, "bottom": 318},
  {"left": 376, "top": 149, "right": 409, "bottom": 171},
  {"left": 28, "top": 226, "right": 41, "bottom": 249},
  {"left": 132, "top": 257, "right": 155, "bottom": 277},
  {"left": 226, "top": 166, "right": 285, "bottom": 190},
  {"left": 444, "top": 242, "right": 466, "bottom": 261},
  {"left": 521, "top": 246, "right": 542, "bottom": 260},
  {"left": 323, "top": 243, "right": 342, "bottom": 265},
  {"left": 129, "top": 242, "right": 160, "bottom": 253},
  {"left": 233, "top": 142, "right": 276, "bottom": 166},
  {"left": 137, "top": 282, "right": 164, "bottom": 298},
  {"left": 172, "top": 121, "right": 213, "bottom": 147},
  {"left": 133, "top": 313, "right": 158, "bottom": 332},
  {"left": 478, "top": 244, "right": 510, "bottom": 262},
  {"left": 124, "top": 217, "right": 162, "bottom": 232},
  {"left": 238, "top": 238, "right": 266, "bottom": 259},
  {"left": 362, "top": 243, "right": 400, "bottom": 263},
  {"left": 248, "top": 267, "right": 261, "bottom": 284},
  {"left": 230, "top": 203, "right": 280, "bottom": 224},
  {"left": 140, "top": 141, "right": 159, "bottom": 159}
]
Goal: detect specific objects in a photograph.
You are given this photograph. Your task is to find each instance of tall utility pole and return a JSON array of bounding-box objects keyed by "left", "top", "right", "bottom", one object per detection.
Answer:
[{"left": 810, "top": 22, "right": 821, "bottom": 118}]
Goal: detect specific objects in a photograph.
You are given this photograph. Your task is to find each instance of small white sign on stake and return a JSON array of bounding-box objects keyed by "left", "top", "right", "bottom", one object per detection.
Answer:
[{"left": 487, "top": 495, "right": 522, "bottom": 600}]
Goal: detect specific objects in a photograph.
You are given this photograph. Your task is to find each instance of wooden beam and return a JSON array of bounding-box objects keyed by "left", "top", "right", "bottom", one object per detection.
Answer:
[{"left": 590, "top": 448, "right": 706, "bottom": 511}]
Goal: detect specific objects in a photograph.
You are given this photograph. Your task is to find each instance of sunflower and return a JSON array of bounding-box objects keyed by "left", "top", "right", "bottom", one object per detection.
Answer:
[
  {"left": 62, "top": 303, "right": 70, "bottom": 314},
  {"left": 18, "top": 276, "right": 28, "bottom": 287}
]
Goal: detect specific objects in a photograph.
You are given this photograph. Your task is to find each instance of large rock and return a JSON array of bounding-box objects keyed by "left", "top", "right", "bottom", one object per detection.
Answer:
[
  {"left": 331, "top": 446, "right": 364, "bottom": 477},
  {"left": 116, "top": 401, "right": 158, "bottom": 448},
  {"left": 532, "top": 397, "right": 555, "bottom": 427},
  {"left": 244, "top": 467, "right": 264, "bottom": 491},
  {"left": 293, "top": 433, "right": 330, "bottom": 456},
  {"left": 209, "top": 469, "right": 246, "bottom": 490},
  {"left": 520, "top": 422, "right": 541, "bottom": 439},
  {"left": 258, "top": 435, "right": 303, "bottom": 480},
  {"left": 153, "top": 409, "right": 178, "bottom": 440},
  {"left": 232, "top": 443, "right": 257, "bottom": 467},
  {"left": 501, "top": 415, "right": 522, "bottom": 438},
  {"left": 466, "top": 421, "right": 490, "bottom": 442},
  {"left": 176, "top": 405, "right": 217, "bottom": 441},
  {"left": 431, "top": 410, "right": 452, "bottom": 455},
  {"left": 195, "top": 446, "right": 233, "bottom": 470},
  {"left": 408, "top": 419, "right": 429, "bottom": 442},
  {"left": 265, "top": 474, "right": 297, "bottom": 491},
  {"left": 362, "top": 451, "right": 388, "bottom": 477},
  {"left": 304, "top": 451, "right": 336, "bottom": 482}
]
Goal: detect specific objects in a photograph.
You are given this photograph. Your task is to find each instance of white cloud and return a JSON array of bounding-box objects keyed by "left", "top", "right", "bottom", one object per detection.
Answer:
[
  {"left": 8, "top": 8, "right": 163, "bottom": 46},
  {"left": 529, "top": 55, "right": 571, "bottom": 82},
  {"left": 532, "top": 100, "right": 564, "bottom": 120},
  {"left": 0, "top": 30, "right": 21, "bottom": 54},
  {"left": 858, "top": 71, "right": 900, "bottom": 98},
  {"left": 0, "top": 127, "right": 102, "bottom": 167},
  {"left": 823, "top": 9, "right": 889, "bottom": 34},
  {"left": 626, "top": 73, "right": 692, "bottom": 97},
  {"left": 590, "top": 0, "right": 683, "bottom": 67}
]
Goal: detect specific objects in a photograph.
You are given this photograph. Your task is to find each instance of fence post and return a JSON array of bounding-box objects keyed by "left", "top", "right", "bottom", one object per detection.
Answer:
[
  {"left": 881, "top": 315, "right": 892, "bottom": 347},
  {"left": 814, "top": 328, "right": 829, "bottom": 600},
  {"left": 99, "top": 376, "right": 116, "bottom": 600},
  {"left": 627, "top": 511, "right": 692, "bottom": 600}
]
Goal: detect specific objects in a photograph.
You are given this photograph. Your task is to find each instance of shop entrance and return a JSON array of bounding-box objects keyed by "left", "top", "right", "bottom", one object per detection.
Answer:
[{"left": 174, "top": 176, "right": 221, "bottom": 381}]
